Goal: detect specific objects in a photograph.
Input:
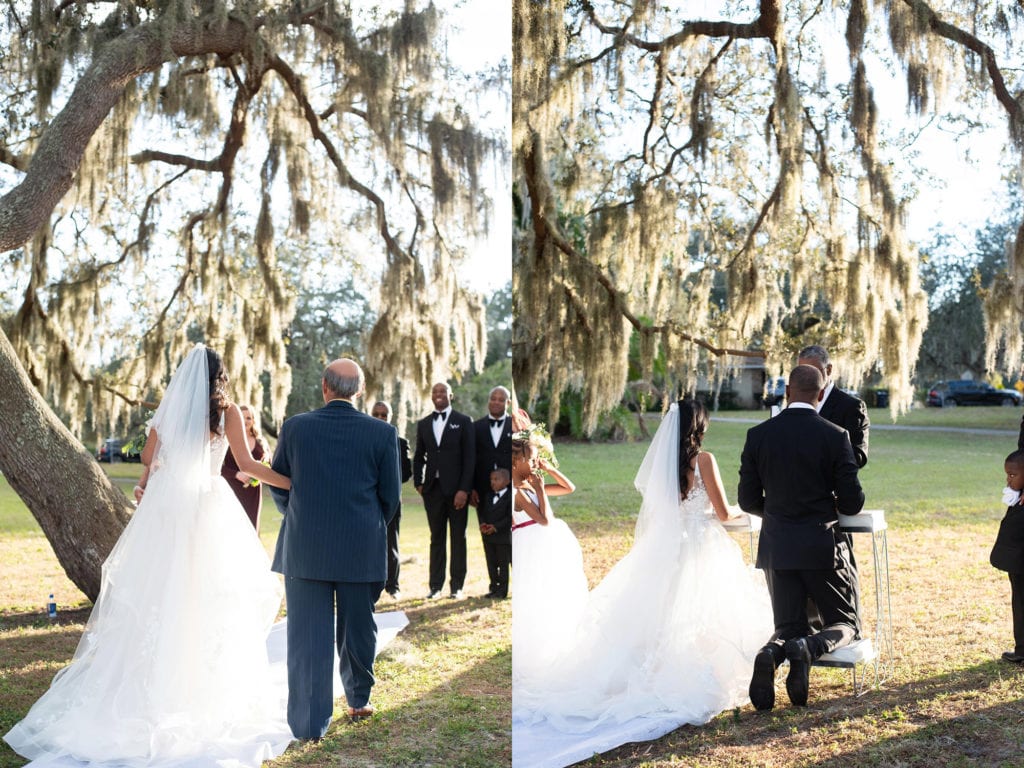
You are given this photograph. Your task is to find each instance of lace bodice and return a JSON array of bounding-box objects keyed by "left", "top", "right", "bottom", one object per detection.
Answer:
[
  {"left": 151, "top": 427, "right": 229, "bottom": 480},
  {"left": 210, "top": 432, "right": 229, "bottom": 476},
  {"left": 679, "top": 457, "right": 714, "bottom": 518}
]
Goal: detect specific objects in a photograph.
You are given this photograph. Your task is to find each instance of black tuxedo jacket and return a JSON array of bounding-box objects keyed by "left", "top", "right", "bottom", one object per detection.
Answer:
[
  {"left": 413, "top": 409, "right": 475, "bottom": 496},
  {"left": 478, "top": 488, "right": 512, "bottom": 545},
  {"left": 738, "top": 406, "right": 864, "bottom": 570},
  {"left": 472, "top": 415, "right": 512, "bottom": 499},
  {"left": 992, "top": 503, "right": 1024, "bottom": 574},
  {"left": 1018, "top": 414, "right": 1024, "bottom": 451},
  {"left": 819, "top": 386, "right": 870, "bottom": 468},
  {"left": 398, "top": 436, "right": 412, "bottom": 484}
]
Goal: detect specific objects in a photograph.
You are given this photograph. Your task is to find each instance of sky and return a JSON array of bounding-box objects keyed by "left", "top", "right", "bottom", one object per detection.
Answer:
[{"left": 439, "top": 1, "right": 512, "bottom": 293}]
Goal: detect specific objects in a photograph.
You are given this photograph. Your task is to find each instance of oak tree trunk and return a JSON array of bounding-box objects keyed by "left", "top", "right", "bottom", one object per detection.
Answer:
[{"left": 0, "top": 328, "right": 132, "bottom": 602}]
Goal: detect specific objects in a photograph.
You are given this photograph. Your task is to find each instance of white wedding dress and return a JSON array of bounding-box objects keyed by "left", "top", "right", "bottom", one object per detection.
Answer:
[
  {"left": 512, "top": 404, "right": 773, "bottom": 768},
  {"left": 5, "top": 347, "right": 292, "bottom": 767}
]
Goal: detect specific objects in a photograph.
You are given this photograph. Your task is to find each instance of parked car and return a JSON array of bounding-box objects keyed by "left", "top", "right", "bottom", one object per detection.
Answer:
[
  {"left": 95, "top": 438, "right": 142, "bottom": 463},
  {"left": 762, "top": 376, "right": 785, "bottom": 407},
  {"left": 96, "top": 438, "right": 124, "bottom": 462},
  {"left": 926, "top": 380, "right": 1023, "bottom": 407}
]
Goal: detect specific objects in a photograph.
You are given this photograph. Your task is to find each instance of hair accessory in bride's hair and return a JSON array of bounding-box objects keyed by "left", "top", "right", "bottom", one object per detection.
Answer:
[{"left": 511, "top": 408, "right": 559, "bottom": 468}]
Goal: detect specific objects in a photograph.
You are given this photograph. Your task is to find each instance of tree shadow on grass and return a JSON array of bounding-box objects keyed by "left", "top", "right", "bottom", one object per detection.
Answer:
[
  {"left": 570, "top": 659, "right": 1024, "bottom": 767},
  {"left": 0, "top": 597, "right": 510, "bottom": 768},
  {"left": 276, "top": 593, "right": 510, "bottom": 768},
  {"left": 0, "top": 607, "right": 91, "bottom": 631}
]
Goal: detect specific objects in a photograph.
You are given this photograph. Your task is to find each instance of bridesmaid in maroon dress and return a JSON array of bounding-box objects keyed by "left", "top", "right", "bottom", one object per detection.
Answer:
[{"left": 220, "top": 404, "right": 267, "bottom": 530}]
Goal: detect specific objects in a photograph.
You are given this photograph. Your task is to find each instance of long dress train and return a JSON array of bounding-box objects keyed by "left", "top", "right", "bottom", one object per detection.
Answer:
[
  {"left": 512, "top": 404, "right": 773, "bottom": 768},
  {"left": 4, "top": 431, "right": 292, "bottom": 767}
]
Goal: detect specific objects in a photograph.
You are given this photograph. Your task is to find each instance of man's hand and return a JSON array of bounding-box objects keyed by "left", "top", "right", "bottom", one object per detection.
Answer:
[
  {"left": 454, "top": 490, "right": 468, "bottom": 509},
  {"left": 416, "top": 485, "right": 423, "bottom": 495},
  {"left": 469, "top": 490, "right": 480, "bottom": 507}
]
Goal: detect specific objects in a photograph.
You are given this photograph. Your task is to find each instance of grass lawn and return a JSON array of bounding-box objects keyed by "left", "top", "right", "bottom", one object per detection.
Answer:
[
  {"left": 0, "top": 465, "right": 510, "bottom": 768},
  {"left": 543, "top": 406, "right": 1024, "bottom": 767},
  {"left": 3, "top": 403, "right": 1023, "bottom": 767}
]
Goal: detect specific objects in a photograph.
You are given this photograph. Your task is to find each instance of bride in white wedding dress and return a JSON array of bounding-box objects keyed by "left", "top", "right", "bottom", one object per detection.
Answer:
[
  {"left": 5, "top": 345, "right": 294, "bottom": 767},
  {"left": 512, "top": 400, "right": 773, "bottom": 768}
]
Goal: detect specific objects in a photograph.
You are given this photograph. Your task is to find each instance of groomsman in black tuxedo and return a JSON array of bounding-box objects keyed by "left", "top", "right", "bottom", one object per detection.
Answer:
[
  {"left": 414, "top": 382, "right": 476, "bottom": 599},
  {"left": 796, "top": 345, "right": 870, "bottom": 468},
  {"left": 739, "top": 364, "right": 864, "bottom": 710},
  {"left": 471, "top": 386, "right": 512, "bottom": 509},
  {"left": 370, "top": 401, "right": 413, "bottom": 600}
]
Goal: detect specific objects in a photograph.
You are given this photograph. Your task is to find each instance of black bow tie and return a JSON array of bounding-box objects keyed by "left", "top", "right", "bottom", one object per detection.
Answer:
[
  {"left": 489, "top": 418, "right": 504, "bottom": 428},
  {"left": 433, "top": 411, "right": 446, "bottom": 422},
  {"left": 493, "top": 494, "right": 501, "bottom": 504}
]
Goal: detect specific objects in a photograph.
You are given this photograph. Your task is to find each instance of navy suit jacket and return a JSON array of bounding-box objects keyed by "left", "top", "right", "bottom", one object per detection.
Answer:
[
  {"left": 738, "top": 406, "right": 864, "bottom": 570},
  {"left": 270, "top": 400, "right": 401, "bottom": 582}
]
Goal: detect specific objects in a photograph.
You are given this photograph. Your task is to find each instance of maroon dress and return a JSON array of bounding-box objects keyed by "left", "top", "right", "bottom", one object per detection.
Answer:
[{"left": 220, "top": 438, "right": 265, "bottom": 531}]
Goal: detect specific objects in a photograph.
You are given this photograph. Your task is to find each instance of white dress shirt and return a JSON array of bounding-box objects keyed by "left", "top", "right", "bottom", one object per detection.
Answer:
[
  {"left": 489, "top": 416, "right": 506, "bottom": 447},
  {"left": 432, "top": 405, "right": 451, "bottom": 445}
]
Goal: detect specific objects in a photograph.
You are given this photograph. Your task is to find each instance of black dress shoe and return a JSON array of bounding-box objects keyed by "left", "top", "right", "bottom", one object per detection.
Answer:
[
  {"left": 784, "top": 637, "right": 812, "bottom": 706},
  {"left": 1002, "top": 651, "right": 1024, "bottom": 664},
  {"left": 748, "top": 647, "right": 777, "bottom": 711}
]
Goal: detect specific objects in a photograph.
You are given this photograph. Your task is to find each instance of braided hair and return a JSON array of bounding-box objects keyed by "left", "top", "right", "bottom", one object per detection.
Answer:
[{"left": 677, "top": 398, "right": 709, "bottom": 499}]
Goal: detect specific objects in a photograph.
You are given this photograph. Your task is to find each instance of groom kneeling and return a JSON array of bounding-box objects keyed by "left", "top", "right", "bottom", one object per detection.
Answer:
[{"left": 738, "top": 364, "right": 864, "bottom": 709}]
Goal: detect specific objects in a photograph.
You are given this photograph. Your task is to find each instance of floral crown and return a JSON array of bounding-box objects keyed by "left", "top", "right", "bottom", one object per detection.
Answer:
[{"left": 513, "top": 420, "right": 559, "bottom": 469}]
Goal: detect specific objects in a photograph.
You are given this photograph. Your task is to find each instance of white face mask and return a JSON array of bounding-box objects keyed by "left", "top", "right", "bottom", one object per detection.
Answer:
[{"left": 1003, "top": 486, "right": 1022, "bottom": 506}]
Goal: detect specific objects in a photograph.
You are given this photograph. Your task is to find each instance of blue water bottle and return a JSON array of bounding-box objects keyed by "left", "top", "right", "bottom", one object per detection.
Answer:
[{"left": 47, "top": 593, "right": 57, "bottom": 619}]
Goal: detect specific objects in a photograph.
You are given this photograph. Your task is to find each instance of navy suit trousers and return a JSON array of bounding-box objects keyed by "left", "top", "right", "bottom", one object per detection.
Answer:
[{"left": 284, "top": 576, "right": 384, "bottom": 738}]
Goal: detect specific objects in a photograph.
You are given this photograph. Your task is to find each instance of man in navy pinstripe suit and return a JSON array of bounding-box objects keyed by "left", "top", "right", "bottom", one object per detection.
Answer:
[{"left": 270, "top": 359, "right": 401, "bottom": 739}]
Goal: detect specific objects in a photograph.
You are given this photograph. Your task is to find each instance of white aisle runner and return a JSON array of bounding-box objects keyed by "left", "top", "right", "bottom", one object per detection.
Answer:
[
  {"left": 18, "top": 611, "right": 409, "bottom": 768},
  {"left": 513, "top": 714, "right": 688, "bottom": 768},
  {"left": 266, "top": 610, "right": 410, "bottom": 698}
]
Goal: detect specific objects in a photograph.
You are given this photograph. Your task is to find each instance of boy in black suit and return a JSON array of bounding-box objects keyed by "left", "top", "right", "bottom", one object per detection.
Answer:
[
  {"left": 478, "top": 468, "right": 512, "bottom": 599},
  {"left": 991, "top": 449, "right": 1024, "bottom": 663}
]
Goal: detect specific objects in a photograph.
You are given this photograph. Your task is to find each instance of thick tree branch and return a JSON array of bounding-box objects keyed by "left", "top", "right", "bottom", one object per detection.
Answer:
[
  {"left": 581, "top": 0, "right": 779, "bottom": 51},
  {"left": 130, "top": 150, "right": 219, "bottom": 171},
  {"left": 0, "top": 146, "right": 27, "bottom": 172},
  {"left": 0, "top": 14, "right": 260, "bottom": 253},
  {"left": 266, "top": 53, "right": 411, "bottom": 266},
  {"left": 908, "top": 0, "right": 1024, "bottom": 145}
]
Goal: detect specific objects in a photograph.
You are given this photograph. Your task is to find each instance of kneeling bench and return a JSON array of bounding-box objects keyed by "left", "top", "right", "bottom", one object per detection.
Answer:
[
  {"left": 813, "top": 509, "right": 892, "bottom": 695},
  {"left": 723, "top": 509, "right": 893, "bottom": 696}
]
